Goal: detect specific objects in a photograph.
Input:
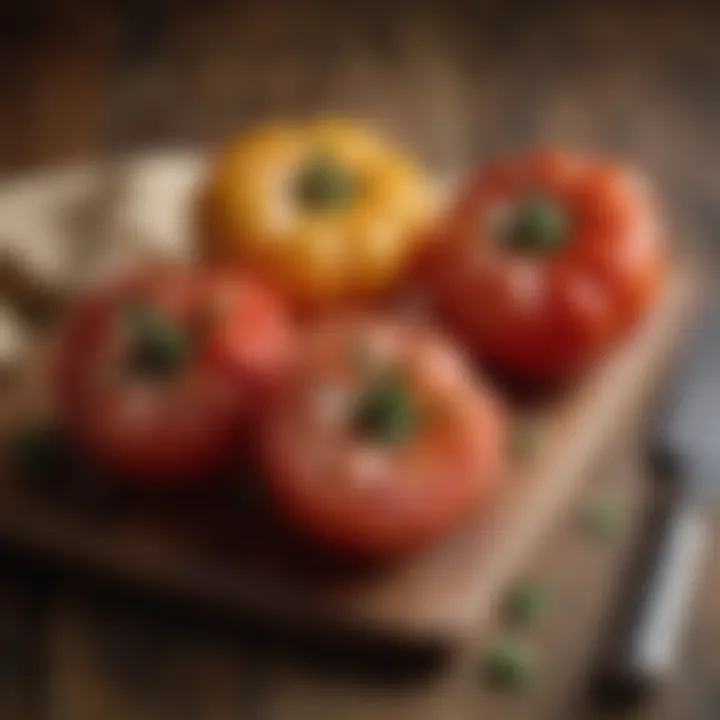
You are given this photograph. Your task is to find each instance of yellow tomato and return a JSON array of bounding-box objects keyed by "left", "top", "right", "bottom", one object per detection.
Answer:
[{"left": 197, "top": 119, "right": 437, "bottom": 307}]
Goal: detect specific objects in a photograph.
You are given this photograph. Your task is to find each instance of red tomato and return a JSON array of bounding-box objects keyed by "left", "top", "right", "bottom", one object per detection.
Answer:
[
  {"left": 421, "top": 149, "right": 667, "bottom": 380},
  {"left": 261, "top": 318, "right": 506, "bottom": 556},
  {"left": 53, "top": 265, "right": 293, "bottom": 484}
]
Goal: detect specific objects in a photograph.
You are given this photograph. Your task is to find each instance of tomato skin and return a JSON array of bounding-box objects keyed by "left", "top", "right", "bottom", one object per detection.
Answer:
[
  {"left": 53, "top": 265, "right": 293, "bottom": 484},
  {"left": 421, "top": 149, "right": 667, "bottom": 381},
  {"left": 261, "top": 318, "right": 506, "bottom": 557}
]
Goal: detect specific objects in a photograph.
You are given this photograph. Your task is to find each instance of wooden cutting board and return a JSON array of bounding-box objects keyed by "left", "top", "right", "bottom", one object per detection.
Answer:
[{"left": 0, "top": 155, "right": 704, "bottom": 650}]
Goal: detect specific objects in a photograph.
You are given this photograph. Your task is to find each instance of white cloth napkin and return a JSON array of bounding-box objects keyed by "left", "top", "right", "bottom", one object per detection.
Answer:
[{"left": 0, "top": 149, "right": 207, "bottom": 365}]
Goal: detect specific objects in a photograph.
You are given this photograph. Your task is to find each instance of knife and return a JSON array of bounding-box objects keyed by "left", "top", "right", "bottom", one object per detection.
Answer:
[{"left": 603, "top": 290, "right": 719, "bottom": 694}]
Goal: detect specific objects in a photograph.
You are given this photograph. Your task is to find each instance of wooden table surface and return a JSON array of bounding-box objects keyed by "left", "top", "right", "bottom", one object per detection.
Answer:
[{"left": 0, "top": 1, "right": 718, "bottom": 718}]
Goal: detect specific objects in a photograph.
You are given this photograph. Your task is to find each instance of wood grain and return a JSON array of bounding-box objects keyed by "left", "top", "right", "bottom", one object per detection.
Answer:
[
  {"left": 0, "top": 1, "right": 718, "bottom": 717},
  {"left": 0, "top": 154, "right": 702, "bottom": 648},
  {"left": 42, "top": 449, "right": 720, "bottom": 720},
  {"left": 0, "top": 570, "right": 46, "bottom": 720},
  {"left": 45, "top": 596, "right": 258, "bottom": 720}
]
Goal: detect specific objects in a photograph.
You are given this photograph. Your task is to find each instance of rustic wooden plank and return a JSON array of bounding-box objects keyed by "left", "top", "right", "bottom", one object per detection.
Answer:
[
  {"left": 0, "top": 236, "right": 699, "bottom": 650},
  {"left": 471, "top": 452, "right": 650, "bottom": 720},
  {"left": 44, "top": 594, "right": 265, "bottom": 720},
  {"left": 0, "top": 567, "right": 48, "bottom": 720},
  {"left": 260, "top": 668, "right": 464, "bottom": 720},
  {"left": 0, "top": 3, "right": 717, "bottom": 718},
  {"left": 566, "top": 487, "right": 720, "bottom": 720},
  {"left": 36, "top": 446, "right": 720, "bottom": 720},
  {"left": 0, "top": 0, "right": 715, "bottom": 186},
  {"left": 249, "top": 451, "right": 651, "bottom": 720},
  {"left": 256, "top": 453, "right": 720, "bottom": 720},
  {"left": 0, "top": 2, "right": 117, "bottom": 172}
]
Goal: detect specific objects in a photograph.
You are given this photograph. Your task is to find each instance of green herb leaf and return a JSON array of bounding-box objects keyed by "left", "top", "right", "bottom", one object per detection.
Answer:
[
  {"left": 9, "top": 424, "right": 73, "bottom": 480},
  {"left": 580, "top": 500, "right": 624, "bottom": 541},
  {"left": 503, "top": 581, "right": 551, "bottom": 627},
  {"left": 484, "top": 641, "right": 536, "bottom": 691}
]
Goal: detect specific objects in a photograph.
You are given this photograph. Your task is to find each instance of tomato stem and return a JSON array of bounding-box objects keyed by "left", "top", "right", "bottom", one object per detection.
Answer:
[
  {"left": 351, "top": 367, "right": 420, "bottom": 445},
  {"left": 297, "top": 155, "right": 356, "bottom": 209},
  {"left": 122, "top": 305, "right": 190, "bottom": 378},
  {"left": 504, "top": 196, "right": 569, "bottom": 253}
]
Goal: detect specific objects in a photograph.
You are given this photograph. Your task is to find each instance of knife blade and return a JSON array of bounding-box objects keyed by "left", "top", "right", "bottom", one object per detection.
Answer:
[{"left": 606, "top": 290, "right": 719, "bottom": 694}]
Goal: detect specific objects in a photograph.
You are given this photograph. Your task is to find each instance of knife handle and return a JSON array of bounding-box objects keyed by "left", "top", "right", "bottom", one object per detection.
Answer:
[{"left": 615, "top": 491, "right": 707, "bottom": 690}]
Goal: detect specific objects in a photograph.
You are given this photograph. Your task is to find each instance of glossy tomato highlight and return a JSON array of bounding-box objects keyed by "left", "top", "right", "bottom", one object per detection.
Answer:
[
  {"left": 261, "top": 318, "right": 506, "bottom": 557},
  {"left": 53, "top": 265, "right": 293, "bottom": 484},
  {"left": 421, "top": 149, "right": 667, "bottom": 381}
]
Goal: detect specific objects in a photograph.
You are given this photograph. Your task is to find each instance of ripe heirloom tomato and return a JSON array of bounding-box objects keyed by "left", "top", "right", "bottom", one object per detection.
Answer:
[
  {"left": 421, "top": 149, "right": 667, "bottom": 380},
  {"left": 197, "top": 118, "right": 437, "bottom": 309},
  {"left": 53, "top": 265, "right": 293, "bottom": 484},
  {"left": 261, "top": 318, "right": 506, "bottom": 557}
]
